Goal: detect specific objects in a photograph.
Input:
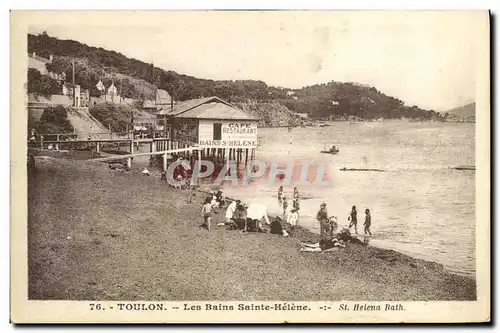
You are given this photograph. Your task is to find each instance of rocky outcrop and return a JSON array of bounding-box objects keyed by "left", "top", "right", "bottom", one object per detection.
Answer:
[{"left": 234, "top": 100, "right": 310, "bottom": 127}]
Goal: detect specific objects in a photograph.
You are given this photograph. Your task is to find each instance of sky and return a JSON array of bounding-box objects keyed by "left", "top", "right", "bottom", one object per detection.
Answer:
[{"left": 28, "top": 11, "right": 487, "bottom": 111}]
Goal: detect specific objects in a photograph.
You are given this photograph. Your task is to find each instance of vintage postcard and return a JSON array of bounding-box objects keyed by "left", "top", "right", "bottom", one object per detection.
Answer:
[{"left": 10, "top": 10, "right": 490, "bottom": 323}]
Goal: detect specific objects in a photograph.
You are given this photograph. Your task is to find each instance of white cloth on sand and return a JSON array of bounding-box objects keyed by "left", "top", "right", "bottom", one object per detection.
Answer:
[
  {"left": 246, "top": 203, "right": 271, "bottom": 225},
  {"left": 225, "top": 201, "right": 237, "bottom": 219},
  {"left": 142, "top": 168, "right": 151, "bottom": 175}
]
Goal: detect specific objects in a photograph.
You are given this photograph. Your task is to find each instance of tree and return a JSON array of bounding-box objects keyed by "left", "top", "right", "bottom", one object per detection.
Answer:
[
  {"left": 33, "top": 105, "right": 74, "bottom": 134},
  {"left": 27, "top": 68, "right": 61, "bottom": 97}
]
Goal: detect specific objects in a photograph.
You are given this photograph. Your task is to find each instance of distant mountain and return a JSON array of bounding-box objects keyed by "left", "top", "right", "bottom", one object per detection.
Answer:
[
  {"left": 28, "top": 31, "right": 439, "bottom": 121},
  {"left": 445, "top": 102, "right": 475, "bottom": 119}
]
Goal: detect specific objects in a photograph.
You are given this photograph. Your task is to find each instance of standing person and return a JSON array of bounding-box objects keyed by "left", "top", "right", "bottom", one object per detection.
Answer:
[
  {"left": 210, "top": 191, "right": 219, "bottom": 214},
  {"left": 200, "top": 197, "right": 212, "bottom": 231},
  {"left": 317, "top": 203, "right": 330, "bottom": 242},
  {"left": 349, "top": 205, "right": 358, "bottom": 235},
  {"left": 287, "top": 208, "right": 299, "bottom": 235},
  {"left": 292, "top": 187, "right": 300, "bottom": 211},
  {"left": 186, "top": 178, "right": 197, "bottom": 204},
  {"left": 278, "top": 186, "right": 283, "bottom": 205},
  {"left": 364, "top": 208, "right": 372, "bottom": 235},
  {"left": 216, "top": 189, "right": 225, "bottom": 209},
  {"left": 282, "top": 196, "right": 289, "bottom": 216},
  {"left": 29, "top": 128, "right": 36, "bottom": 142},
  {"left": 224, "top": 199, "right": 240, "bottom": 226}
]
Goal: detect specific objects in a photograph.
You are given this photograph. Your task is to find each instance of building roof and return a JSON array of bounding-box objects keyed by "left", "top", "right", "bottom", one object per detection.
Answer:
[
  {"left": 157, "top": 96, "right": 214, "bottom": 116},
  {"left": 175, "top": 102, "right": 258, "bottom": 120},
  {"left": 157, "top": 96, "right": 258, "bottom": 120},
  {"left": 156, "top": 89, "right": 172, "bottom": 105}
]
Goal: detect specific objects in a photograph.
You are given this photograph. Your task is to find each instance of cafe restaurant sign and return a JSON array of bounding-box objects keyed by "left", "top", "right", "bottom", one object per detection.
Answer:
[{"left": 198, "top": 121, "right": 258, "bottom": 148}]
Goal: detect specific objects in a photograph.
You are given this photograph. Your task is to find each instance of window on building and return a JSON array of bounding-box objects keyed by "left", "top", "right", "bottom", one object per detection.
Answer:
[{"left": 213, "top": 123, "right": 222, "bottom": 140}]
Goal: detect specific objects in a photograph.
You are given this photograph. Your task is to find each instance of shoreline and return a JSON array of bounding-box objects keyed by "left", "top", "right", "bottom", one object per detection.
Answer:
[
  {"left": 258, "top": 120, "right": 475, "bottom": 128},
  {"left": 27, "top": 154, "right": 476, "bottom": 301}
]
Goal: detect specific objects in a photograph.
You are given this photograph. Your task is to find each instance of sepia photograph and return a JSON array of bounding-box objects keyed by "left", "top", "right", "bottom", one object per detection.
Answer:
[{"left": 10, "top": 10, "right": 490, "bottom": 323}]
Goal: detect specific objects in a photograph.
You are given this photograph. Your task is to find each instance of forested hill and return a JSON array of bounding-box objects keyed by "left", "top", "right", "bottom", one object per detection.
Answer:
[
  {"left": 28, "top": 32, "right": 439, "bottom": 120},
  {"left": 444, "top": 102, "right": 475, "bottom": 119}
]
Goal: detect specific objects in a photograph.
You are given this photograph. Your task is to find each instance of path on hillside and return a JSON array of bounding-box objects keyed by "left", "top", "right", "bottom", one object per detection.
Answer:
[{"left": 66, "top": 107, "right": 110, "bottom": 140}]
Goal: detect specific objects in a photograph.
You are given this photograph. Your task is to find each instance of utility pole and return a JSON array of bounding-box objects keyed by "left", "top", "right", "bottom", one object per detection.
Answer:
[
  {"left": 72, "top": 58, "right": 76, "bottom": 107},
  {"left": 103, "top": 66, "right": 106, "bottom": 102},
  {"left": 166, "top": 89, "right": 174, "bottom": 139},
  {"left": 120, "top": 78, "right": 123, "bottom": 105}
]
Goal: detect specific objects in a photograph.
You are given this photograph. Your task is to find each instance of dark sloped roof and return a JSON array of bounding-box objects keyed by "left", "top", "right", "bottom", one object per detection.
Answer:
[
  {"left": 157, "top": 96, "right": 216, "bottom": 116},
  {"left": 175, "top": 102, "right": 258, "bottom": 120},
  {"left": 156, "top": 96, "right": 259, "bottom": 121}
]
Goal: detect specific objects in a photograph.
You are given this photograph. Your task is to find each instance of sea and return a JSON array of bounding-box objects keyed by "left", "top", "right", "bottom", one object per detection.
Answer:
[{"left": 220, "top": 121, "right": 476, "bottom": 278}]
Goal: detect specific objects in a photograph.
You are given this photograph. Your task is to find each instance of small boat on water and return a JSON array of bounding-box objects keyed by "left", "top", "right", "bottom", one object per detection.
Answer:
[
  {"left": 453, "top": 165, "right": 475, "bottom": 171},
  {"left": 321, "top": 149, "right": 340, "bottom": 155},
  {"left": 340, "top": 167, "right": 385, "bottom": 172},
  {"left": 321, "top": 145, "right": 340, "bottom": 155}
]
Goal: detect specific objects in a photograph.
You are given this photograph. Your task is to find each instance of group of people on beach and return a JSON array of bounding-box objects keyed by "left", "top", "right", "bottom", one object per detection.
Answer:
[
  {"left": 277, "top": 185, "right": 301, "bottom": 233},
  {"left": 195, "top": 184, "right": 373, "bottom": 255},
  {"left": 278, "top": 186, "right": 373, "bottom": 238},
  {"left": 158, "top": 157, "right": 373, "bottom": 250},
  {"left": 346, "top": 205, "right": 372, "bottom": 236},
  {"left": 199, "top": 189, "right": 292, "bottom": 237}
]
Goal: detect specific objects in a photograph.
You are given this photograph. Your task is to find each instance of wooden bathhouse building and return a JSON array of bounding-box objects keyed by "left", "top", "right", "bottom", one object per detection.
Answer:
[{"left": 156, "top": 96, "right": 259, "bottom": 166}]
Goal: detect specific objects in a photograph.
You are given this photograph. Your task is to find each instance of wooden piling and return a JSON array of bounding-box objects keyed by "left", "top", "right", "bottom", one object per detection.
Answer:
[
  {"left": 225, "top": 148, "right": 229, "bottom": 176},
  {"left": 198, "top": 149, "right": 202, "bottom": 176}
]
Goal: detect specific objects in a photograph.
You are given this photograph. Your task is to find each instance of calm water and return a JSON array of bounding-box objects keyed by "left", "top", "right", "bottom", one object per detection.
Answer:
[{"left": 221, "top": 122, "right": 476, "bottom": 277}]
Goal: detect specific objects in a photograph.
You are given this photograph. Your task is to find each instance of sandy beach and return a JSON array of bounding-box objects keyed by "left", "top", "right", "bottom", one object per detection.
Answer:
[{"left": 27, "top": 154, "right": 476, "bottom": 301}]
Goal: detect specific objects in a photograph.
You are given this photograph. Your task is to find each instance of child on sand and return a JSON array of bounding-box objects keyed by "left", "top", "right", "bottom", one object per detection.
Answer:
[
  {"left": 287, "top": 208, "right": 299, "bottom": 234},
  {"left": 186, "top": 178, "right": 197, "bottom": 204},
  {"left": 349, "top": 205, "right": 358, "bottom": 234},
  {"left": 282, "top": 197, "right": 288, "bottom": 216},
  {"left": 292, "top": 187, "right": 300, "bottom": 211},
  {"left": 278, "top": 186, "right": 283, "bottom": 205},
  {"left": 364, "top": 208, "right": 372, "bottom": 235},
  {"left": 317, "top": 203, "right": 330, "bottom": 242},
  {"left": 201, "top": 197, "right": 212, "bottom": 231}
]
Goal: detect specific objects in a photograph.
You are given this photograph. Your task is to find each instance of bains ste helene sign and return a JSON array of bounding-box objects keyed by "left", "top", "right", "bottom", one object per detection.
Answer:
[
  {"left": 198, "top": 139, "right": 257, "bottom": 148},
  {"left": 198, "top": 122, "right": 258, "bottom": 148}
]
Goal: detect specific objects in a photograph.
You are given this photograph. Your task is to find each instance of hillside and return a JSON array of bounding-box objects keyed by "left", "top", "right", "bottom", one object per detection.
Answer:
[
  {"left": 445, "top": 102, "right": 475, "bottom": 119},
  {"left": 28, "top": 32, "right": 439, "bottom": 121}
]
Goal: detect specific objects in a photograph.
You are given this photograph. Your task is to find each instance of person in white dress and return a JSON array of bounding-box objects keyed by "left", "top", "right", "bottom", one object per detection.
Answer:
[
  {"left": 222, "top": 199, "right": 240, "bottom": 226},
  {"left": 287, "top": 208, "right": 299, "bottom": 234}
]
